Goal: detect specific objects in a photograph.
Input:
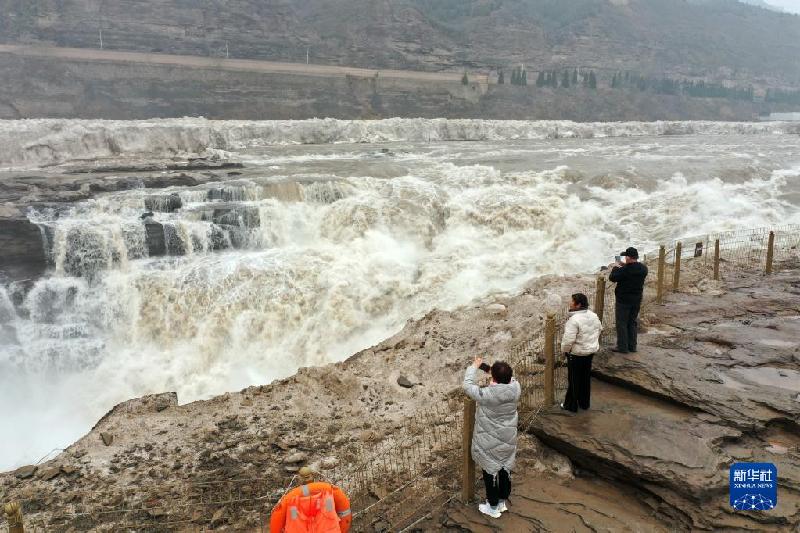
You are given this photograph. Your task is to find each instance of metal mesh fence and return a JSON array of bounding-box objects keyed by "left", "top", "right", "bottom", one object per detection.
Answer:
[{"left": 4, "top": 225, "right": 798, "bottom": 532}]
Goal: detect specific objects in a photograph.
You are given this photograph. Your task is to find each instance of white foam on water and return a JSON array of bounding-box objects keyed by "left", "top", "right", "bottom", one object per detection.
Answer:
[
  {"left": 1, "top": 121, "right": 800, "bottom": 471},
  {"left": 1, "top": 117, "right": 799, "bottom": 170}
]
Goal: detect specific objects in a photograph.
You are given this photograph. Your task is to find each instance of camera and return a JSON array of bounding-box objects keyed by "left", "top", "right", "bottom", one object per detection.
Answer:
[{"left": 479, "top": 362, "right": 491, "bottom": 373}]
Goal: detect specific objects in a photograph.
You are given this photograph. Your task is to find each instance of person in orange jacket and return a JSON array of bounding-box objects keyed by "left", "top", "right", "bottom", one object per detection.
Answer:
[{"left": 269, "top": 466, "right": 352, "bottom": 533}]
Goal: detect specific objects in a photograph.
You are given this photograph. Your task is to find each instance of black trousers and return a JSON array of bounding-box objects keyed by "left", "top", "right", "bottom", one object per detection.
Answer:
[
  {"left": 563, "top": 354, "right": 593, "bottom": 412},
  {"left": 615, "top": 300, "right": 641, "bottom": 352},
  {"left": 482, "top": 468, "right": 511, "bottom": 507}
]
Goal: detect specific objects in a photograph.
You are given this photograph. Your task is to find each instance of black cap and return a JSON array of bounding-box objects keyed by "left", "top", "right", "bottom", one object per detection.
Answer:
[{"left": 620, "top": 247, "right": 639, "bottom": 259}]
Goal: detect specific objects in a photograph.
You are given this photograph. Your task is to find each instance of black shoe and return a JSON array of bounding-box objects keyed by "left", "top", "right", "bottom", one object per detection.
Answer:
[
  {"left": 630, "top": 349, "right": 638, "bottom": 353},
  {"left": 610, "top": 348, "right": 629, "bottom": 354},
  {"left": 560, "top": 403, "right": 577, "bottom": 413}
]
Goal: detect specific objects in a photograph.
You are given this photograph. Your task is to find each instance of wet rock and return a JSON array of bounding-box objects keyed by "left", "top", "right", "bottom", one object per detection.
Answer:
[
  {"left": 397, "top": 376, "right": 414, "bottom": 389},
  {"left": 144, "top": 221, "right": 166, "bottom": 256},
  {"left": 61, "top": 226, "right": 110, "bottom": 282},
  {"left": 211, "top": 205, "right": 261, "bottom": 229},
  {"left": 144, "top": 193, "right": 183, "bottom": 213},
  {"left": 101, "top": 432, "right": 114, "bottom": 446},
  {"left": 140, "top": 211, "right": 155, "bottom": 220},
  {"left": 60, "top": 465, "right": 78, "bottom": 475},
  {"left": 0, "top": 208, "right": 47, "bottom": 279},
  {"left": 14, "top": 465, "right": 37, "bottom": 479},
  {"left": 163, "top": 223, "right": 187, "bottom": 255}
]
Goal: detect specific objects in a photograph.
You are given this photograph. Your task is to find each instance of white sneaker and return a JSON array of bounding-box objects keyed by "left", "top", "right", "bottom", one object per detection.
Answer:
[
  {"left": 497, "top": 500, "right": 508, "bottom": 513},
  {"left": 478, "top": 502, "right": 502, "bottom": 518}
]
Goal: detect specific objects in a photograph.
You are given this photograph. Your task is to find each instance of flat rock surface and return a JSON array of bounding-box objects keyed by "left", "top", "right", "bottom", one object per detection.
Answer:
[{"left": 594, "top": 274, "right": 800, "bottom": 431}]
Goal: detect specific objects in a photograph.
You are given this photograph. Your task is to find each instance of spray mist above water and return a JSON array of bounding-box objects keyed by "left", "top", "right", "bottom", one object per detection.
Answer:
[{"left": 1, "top": 119, "right": 799, "bottom": 470}]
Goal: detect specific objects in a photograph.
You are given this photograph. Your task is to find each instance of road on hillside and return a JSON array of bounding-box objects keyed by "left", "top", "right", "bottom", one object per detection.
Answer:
[{"left": 0, "top": 44, "right": 489, "bottom": 85}]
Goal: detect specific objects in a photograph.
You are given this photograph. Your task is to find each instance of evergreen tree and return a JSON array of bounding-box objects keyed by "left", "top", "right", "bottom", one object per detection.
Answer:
[
  {"left": 462, "top": 72, "right": 469, "bottom": 85},
  {"left": 561, "top": 70, "right": 570, "bottom": 88},
  {"left": 521, "top": 69, "right": 527, "bottom": 85},
  {"left": 511, "top": 69, "right": 518, "bottom": 85},
  {"left": 588, "top": 71, "right": 597, "bottom": 89},
  {"left": 498, "top": 70, "right": 504, "bottom": 85},
  {"left": 536, "top": 71, "right": 545, "bottom": 87},
  {"left": 572, "top": 69, "right": 578, "bottom": 85},
  {"left": 611, "top": 73, "right": 618, "bottom": 89}
]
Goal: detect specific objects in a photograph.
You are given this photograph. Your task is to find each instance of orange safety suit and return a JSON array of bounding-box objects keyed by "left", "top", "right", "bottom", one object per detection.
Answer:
[{"left": 269, "top": 482, "right": 351, "bottom": 533}]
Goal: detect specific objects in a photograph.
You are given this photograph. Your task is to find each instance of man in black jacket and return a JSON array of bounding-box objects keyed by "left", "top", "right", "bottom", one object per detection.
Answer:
[{"left": 609, "top": 247, "right": 648, "bottom": 353}]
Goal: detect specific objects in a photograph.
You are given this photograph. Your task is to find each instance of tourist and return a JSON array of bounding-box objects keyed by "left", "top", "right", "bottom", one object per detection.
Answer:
[
  {"left": 463, "top": 357, "right": 521, "bottom": 519},
  {"left": 269, "top": 466, "right": 352, "bottom": 532},
  {"left": 560, "top": 293, "right": 601, "bottom": 412},
  {"left": 609, "top": 246, "right": 648, "bottom": 353}
]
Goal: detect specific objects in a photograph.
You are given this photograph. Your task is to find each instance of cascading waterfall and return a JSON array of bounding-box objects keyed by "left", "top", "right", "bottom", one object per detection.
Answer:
[{"left": 1, "top": 119, "right": 800, "bottom": 471}]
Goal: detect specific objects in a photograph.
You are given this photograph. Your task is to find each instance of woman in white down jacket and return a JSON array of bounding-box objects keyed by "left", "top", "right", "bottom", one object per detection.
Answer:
[{"left": 560, "top": 293, "right": 601, "bottom": 413}]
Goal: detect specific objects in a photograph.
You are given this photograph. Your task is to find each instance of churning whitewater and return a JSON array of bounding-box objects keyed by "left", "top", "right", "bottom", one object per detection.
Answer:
[{"left": 1, "top": 118, "right": 800, "bottom": 470}]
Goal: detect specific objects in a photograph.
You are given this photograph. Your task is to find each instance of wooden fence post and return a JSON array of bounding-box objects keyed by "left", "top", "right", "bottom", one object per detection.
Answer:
[
  {"left": 656, "top": 245, "right": 666, "bottom": 303},
  {"left": 594, "top": 275, "right": 606, "bottom": 323},
  {"left": 461, "top": 398, "right": 476, "bottom": 503},
  {"left": 713, "top": 239, "right": 720, "bottom": 281},
  {"left": 3, "top": 502, "right": 24, "bottom": 533},
  {"left": 766, "top": 231, "right": 775, "bottom": 275},
  {"left": 673, "top": 241, "right": 682, "bottom": 291},
  {"left": 544, "top": 314, "right": 556, "bottom": 407}
]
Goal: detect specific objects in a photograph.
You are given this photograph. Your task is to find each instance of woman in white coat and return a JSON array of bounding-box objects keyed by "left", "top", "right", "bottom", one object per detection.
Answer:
[{"left": 560, "top": 293, "right": 602, "bottom": 412}]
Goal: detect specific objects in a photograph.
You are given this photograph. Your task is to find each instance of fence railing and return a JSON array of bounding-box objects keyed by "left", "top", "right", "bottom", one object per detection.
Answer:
[{"left": 3, "top": 225, "right": 798, "bottom": 532}]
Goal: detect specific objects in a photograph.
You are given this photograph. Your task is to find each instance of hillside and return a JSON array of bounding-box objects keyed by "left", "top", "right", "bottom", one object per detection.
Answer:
[{"left": 2, "top": 0, "right": 800, "bottom": 87}]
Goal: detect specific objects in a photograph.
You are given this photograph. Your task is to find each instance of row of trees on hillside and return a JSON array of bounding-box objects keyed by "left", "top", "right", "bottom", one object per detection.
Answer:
[
  {"left": 498, "top": 67, "right": 597, "bottom": 89},
  {"left": 610, "top": 71, "right": 754, "bottom": 101},
  {"left": 493, "top": 67, "right": 798, "bottom": 105},
  {"left": 765, "top": 88, "right": 800, "bottom": 105}
]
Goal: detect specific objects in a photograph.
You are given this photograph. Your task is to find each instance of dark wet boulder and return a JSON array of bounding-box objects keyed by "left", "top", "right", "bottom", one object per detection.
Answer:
[
  {"left": 144, "top": 221, "right": 166, "bottom": 257},
  {"left": 144, "top": 193, "right": 183, "bottom": 213},
  {"left": 0, "top": 208, "right": 47, "bottom": 280},
  {"left": 212, "top": 205, "right": 260, "bottom": 229}
]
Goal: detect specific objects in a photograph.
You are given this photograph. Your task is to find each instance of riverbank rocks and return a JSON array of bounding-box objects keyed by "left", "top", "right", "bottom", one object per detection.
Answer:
[
  {"left": 397, "top": 376, "right": 414, "bottom": 388},
  {"left": 13, "top": 465, "right": 36, "bottom": 479},
  {"left": 284, "top": 452, "right": 308, "bottom": 464},
  {"left": 38, "top": 467, "right": 61, "bottom": 481},
  {"left": 485, "top": 303, "right": 507, "bottom": 316}
]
